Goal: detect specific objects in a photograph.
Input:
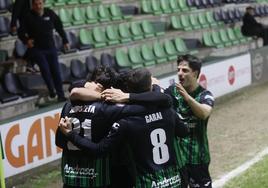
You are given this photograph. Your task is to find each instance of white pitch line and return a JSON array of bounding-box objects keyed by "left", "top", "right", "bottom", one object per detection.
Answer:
[{"left": 212, "top": 147, "right": 268, "bottom": 188}]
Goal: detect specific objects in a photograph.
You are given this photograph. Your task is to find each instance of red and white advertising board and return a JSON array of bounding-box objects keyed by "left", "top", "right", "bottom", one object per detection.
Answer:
[
  {"left": 159, "top": 54, "right": 252, "bottom": 98},
  {"left": 199, "top": 54, "right": 251, "bottom": 98},
  {"left": 0, "top": 108, "right": 62, "bottom": 178}
]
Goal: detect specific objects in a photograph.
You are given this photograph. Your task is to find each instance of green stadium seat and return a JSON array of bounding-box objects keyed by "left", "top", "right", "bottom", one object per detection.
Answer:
[
  {"left": 189, "top": 14, "right": 201, "bottom": 30},
  {"left": 202, "top": 32, "right": 214, "bottom": 47},
  {"left": 163, "top": 40, "right": 177, "bottom": 60},
  {"left": 174, "top": 38, "right": 199, "bottom": 54},
  {"left": 226, "top": 28, "right": 240, "bottom": 45},
  {"left": 197, "top": 13, "right": 209, "bottom": 28},
  {"left": 109, "top": 4, "right": 123, "bottom": 21},
  {"left": 178, "top": 0, "right": 189, "bottom": 11},
  {"left": 106, "top": 25, "right": 120, "bottom": 45},
  {"left": 141, "top": 44, "right": 156, "bottom": 66},
  {"left": 92, "top": 27, "right": 107, "bottom": 48},
  {"left": 211, "top": 31, "right": 224, "bottom": 48},
  {"left": 79, "top": 29, "right": 93, "bottom": 49},
  {"left": 128, "top": 47, "right": 144, "bottom": 68},
  {"left": 80, "top": 0, "right": 91, "bottom": 4},
  {"left": 118, "top": 23, "right": 132, "bottom": 43},
  {"left": 86, "top": 6, "right": 98, "bottom": 24},
  {"left": 174, "top": 37, "right": 187, "bottom": 53},
  {"left": 115, "top": 49, "right": 132, "bottom": 68},
  {"left": 59, "top": 8, "right": 72, "bottom": 27},
  {"left": 141, "top": 0, "right": 153, "bottom": 14},
  {"left": 151, "top": 0, "right": 162, "bottom": 15},
  {"left": 180, "top": 15, "right": 192, "bottom": 31},
  {"left": 219, "top": 29, "right": 232, "bottom": 47},
  {"left": 130, "top": 22, "right": 144, "bottom": 40},
  {"left": 98, "top": 5, "right": 111, "bottom": 22},
  {"left": 173, "top": 37, "right": 190, "bottom": 54},
  {"left": 44, "top": 0, "right": 53, "bottom": 7},
  {"left": 160, "top": 0, "right": 172, "bottom": 13},
  {"left": 205, "top": 12, "right": 219, "bottom": 27},
  {"left": 72, "top": 7, "right": 85, "bottom": 25},
  {"left": 54, "top": 0, "right": 65, "bottom": 6},
  {"left": 111, "top": 4, "right": 132, "bottom": 20},
  {"left": 67, "top": 0, "right": 79, "bottom": 5},
  {"left": 234, "top": 27, "right": 252, "bottom": 43},
  {"left": 153, "top": 41, "right": 168, "bottom": 64},
  {"left": 170, "top": 0, "right": 180, "bottom": 12},
  {"left": 141, "top": 20, "right": 155, "bottom": 38},
  {"left": 170, "top": 15, "right": 182, "bottom": 30},
  {"left": 153, "top": 23, "right": 165, "bottom": 36}
]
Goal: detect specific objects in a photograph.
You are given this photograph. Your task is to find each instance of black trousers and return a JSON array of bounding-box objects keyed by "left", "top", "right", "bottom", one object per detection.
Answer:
[
  {"left": 29, "top": 47, "right": 64, "bottom": 98},
  {"left": 181, "top": 164, "right": 212, "bottom": 188}
]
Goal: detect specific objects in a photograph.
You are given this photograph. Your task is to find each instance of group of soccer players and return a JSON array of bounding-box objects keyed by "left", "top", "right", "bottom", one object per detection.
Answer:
[{"left": 56, "top": 54, "right": 214, "bottom": 188}]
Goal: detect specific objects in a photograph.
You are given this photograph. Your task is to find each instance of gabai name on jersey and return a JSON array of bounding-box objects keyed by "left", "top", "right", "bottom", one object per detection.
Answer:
[{"left": 145, "top": 112, "right": 163, "bottom": 123}]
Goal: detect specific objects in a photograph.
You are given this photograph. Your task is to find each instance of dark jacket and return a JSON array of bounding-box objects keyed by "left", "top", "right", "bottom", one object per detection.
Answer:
[
  {"left": 241, "top": 12, "right": 263, "bottom": 36},
  {"left": 18, "top": 8, "right": 68, "bottom": 49}
]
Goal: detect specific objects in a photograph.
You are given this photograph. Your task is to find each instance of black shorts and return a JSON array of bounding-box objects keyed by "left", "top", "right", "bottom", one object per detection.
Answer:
[{"left": 181, "top": 164, "right": 212, "bottom": 188}]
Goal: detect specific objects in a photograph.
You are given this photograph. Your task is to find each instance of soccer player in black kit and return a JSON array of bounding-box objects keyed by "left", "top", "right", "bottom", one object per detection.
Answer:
[
  {"left": 56, "top": 67, "right": 175, "bottom": 188},
  {"left": 59, "top": 68, "right": 189, "bottom": 188}
]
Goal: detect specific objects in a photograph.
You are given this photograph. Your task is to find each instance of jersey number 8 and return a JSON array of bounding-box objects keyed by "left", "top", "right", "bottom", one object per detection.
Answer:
[{"left": 150, "top": 128, "right": 170, "bottom": 165}]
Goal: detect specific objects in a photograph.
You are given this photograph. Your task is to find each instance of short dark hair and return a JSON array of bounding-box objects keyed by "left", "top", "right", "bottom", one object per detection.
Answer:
[
  {"left": 177, "top": 54, "right": 202, "bottom": 78},
  {"left": 246, "top": 6, "right": 254, "bottom": 11},
  {"left": 91, "top": 66, "right": 117, "bottom": 89},
  {"left": 123, "top": 68, "right": 152, "bottom": 93}
]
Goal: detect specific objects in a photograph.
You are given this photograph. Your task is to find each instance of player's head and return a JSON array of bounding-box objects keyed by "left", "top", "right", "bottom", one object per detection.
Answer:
[
  {"left": 91, "top": 66, "right": 117, "bottom": 90},
  {"left": 119, "top": 68, "right": 152, "bottom": 93},
  {"left": 246, "top": 6, "right": 254, "bottom": 15},
  {"left": 177, "top": 54, "right": 202, "bottom": 89}
]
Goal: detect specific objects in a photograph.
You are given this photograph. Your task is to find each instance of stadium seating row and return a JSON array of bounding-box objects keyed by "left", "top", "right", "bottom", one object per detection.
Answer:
[
  {"left": 0, "top": 72, "right": 38, "bottom": 103},
  {"left": 115, "top": 37, "right": 198, "bottom": 69},
  {"left": 45, "top": 0, "right": 101, "bottom": 7},
  {"left": 170, "top": 11, "right": 223, "bottom": 31},
  {"left": 57, "top": 4, "right": 132, "bottom": 27},
  {"left": 202, "top": 27, "right": 252, "bottom": 48},
  {"left": 141, "top": 0, "right": 193, "bottom": 15}
]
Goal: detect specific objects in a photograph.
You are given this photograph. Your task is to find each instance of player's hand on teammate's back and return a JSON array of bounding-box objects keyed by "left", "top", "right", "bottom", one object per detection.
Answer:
[
  {"left": 59, "top": 117, "right": 72, "bottom": 135},
  {"left": 101, "top": 88, "right": 129, "bottom": 103}
]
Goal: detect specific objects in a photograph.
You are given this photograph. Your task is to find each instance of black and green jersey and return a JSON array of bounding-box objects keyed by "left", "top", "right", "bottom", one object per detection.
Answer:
[
  {"left": 67, "top": 105, "right": 189, "bottom": 188},
  {"left": 165, "top": 85, "right": 214, "bottom": 165},
  {"left": 61, "top": 150, "right": 110, "bottom": 187},
  {"left": 56, "top": 91, "right": 173, "bottom": 188},
  {"left": 57, "top": 101, "right": 153, "bottom": 187},
  {"left": 136, "top": 166, "right": 182, "bottom": 188}
]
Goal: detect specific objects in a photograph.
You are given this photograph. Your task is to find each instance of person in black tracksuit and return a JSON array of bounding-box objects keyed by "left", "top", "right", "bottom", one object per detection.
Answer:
[
  {"left": 18, "top": 0, "right": 69, "bottom": 101},
  {"left": 56, "top": 67, "right": 174, "bottom": 188},
  {"left": 58, "top": 68, "right": 190, "bottom": 188},
  {"left": 241, "top": 6, "right": 268, "bottom": 45}
]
